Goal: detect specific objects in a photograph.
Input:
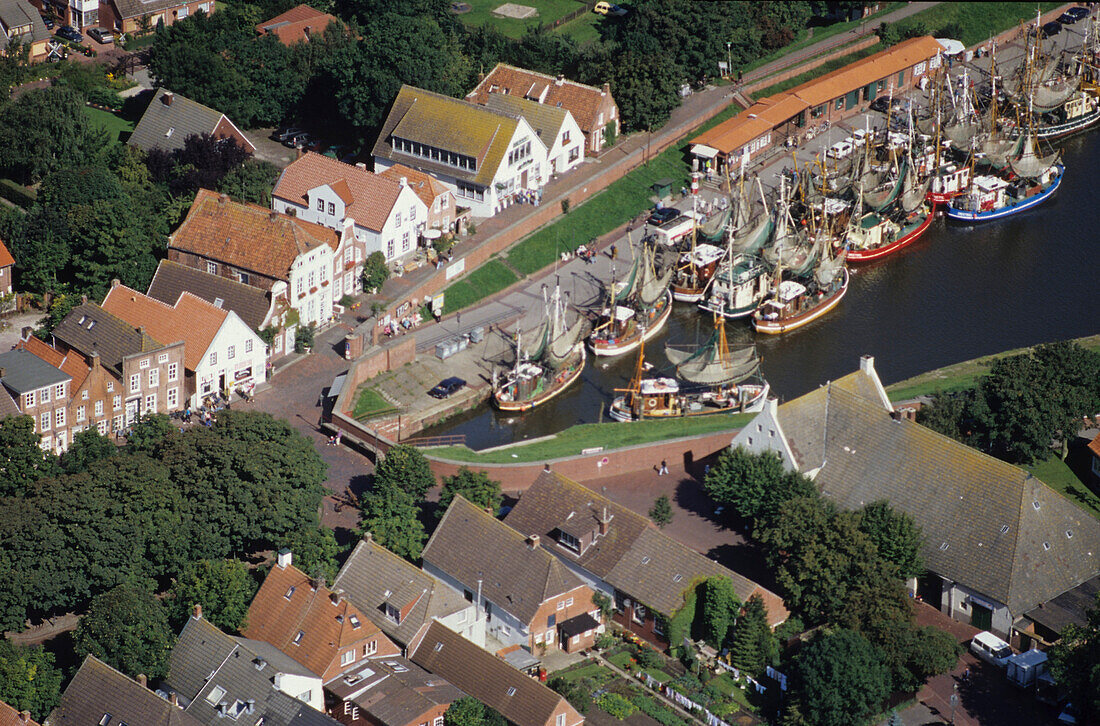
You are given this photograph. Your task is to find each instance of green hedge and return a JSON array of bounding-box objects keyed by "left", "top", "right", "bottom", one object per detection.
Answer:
[{"left": 0, "top": 179, "right": 36, "bottom": 208}]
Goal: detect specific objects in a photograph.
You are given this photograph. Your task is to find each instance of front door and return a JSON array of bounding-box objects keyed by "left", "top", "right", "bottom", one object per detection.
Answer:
[
  {"left": 971, "top": 603, "right": 993, "bottom": 631},
  {"left": 125, "top": 399, "right": 138, "bottom": 426},
  {"left": 521, "top": 170, "right": 528, "bottom": 188}
]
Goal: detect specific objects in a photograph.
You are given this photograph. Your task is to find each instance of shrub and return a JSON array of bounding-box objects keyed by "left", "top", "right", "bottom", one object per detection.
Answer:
[
  {"left": 339, "top": 294, "right": 356, "bottom": 307},
  {"left": 86, "top": 87, "right": 123, "bottom": 109},
  {"left": 294, "top": 323, "right": 315, "bottom": 353},
  {"left": 629, "top": 695, "right": 688, "bottom": 726},
  {"left": 595, "top": 632, "right": 618, "bottom": 650},
  {"left": 361, "top": 251, "right": 389, "bottom": 293},
  {"left": 597, "top": 693, "right": 636, "bottom": 720},
  {"left": 635, "top": 644, "right": 662, "bottom": 669},
  {"left": 561, "top": 198, "right": 571, "bottom": 214}
]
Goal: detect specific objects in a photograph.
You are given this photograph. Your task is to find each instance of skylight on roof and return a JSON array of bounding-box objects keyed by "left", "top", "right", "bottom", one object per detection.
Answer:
[
  {"left": 434, "top": 642, "right": 443, "bottom": 652},
  {"left": 350, "top": 615, "right": 361, "bottom": 628},
  {"left": 293, "top": 630, "right": 304, "bottom": 645},
  {"left": 938, "top": 542, "right": 949, "bottom": 551},
  {"left": 1043, "top": 542, "right": 1051, "bottom": 551},
  {"left": 1033, "top": 501, "right": 1041, "bottom": 510},
  {"left": 285, "top": 586, "right": 296, "bottom": 600},
  {"left": 1000, "top": 525, "right": 1009, "bottom": 534},
  {"left": 641, "top": 556, "right": 651, "bottom": 565},
  {"left": 506, "top": 687, "right": 517, "bottom": 697},
  {"left": 673, "top": 574, "right": 682, "bottom": 583},
  {"left": 1067, "top": 530, "right": 1074, "bottom": 539},
  {"left": 206, "top": 686, "right": 227, "bottom": 706}
]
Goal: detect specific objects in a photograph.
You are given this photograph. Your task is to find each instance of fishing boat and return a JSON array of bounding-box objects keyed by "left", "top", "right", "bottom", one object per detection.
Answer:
[
  {"left": 846, "top": 158, "right": 934, "bottom": 263},
  {"left": 670, "top": 243, "right": 724, "bottom": 303},
  {"left": 589, "top": 238, "right": 673, "bottom": 357},
  {"left": 752, "top": 250, "right": 849, "bottom": 335},
  {"left": 609, "top": 321, "right": 768, "bottom": 422},
  {"left": 698, "top": 252, "right": 771, "bottom": 319},
  {"left": 493, "top": 286, "right": 588, "bottom": 412},
  {"left": 945, "top": 164, "right": 1063, "bottom": 221}
]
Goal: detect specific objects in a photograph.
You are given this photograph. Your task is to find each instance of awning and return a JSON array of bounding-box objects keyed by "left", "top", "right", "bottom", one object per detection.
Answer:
[
  {"left": 328, "top": 372, "right": 347, "bottom": 398},
  {"left": 936, "top": 38, "right": 965, "bottom": 55},
  {"left": 691, "top": 144, "right": 720, "bottom": 159}
]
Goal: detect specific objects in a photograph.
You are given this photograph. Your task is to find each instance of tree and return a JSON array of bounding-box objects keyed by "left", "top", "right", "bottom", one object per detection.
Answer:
[
  {"left": 729, "top": 594, "right": 776, "bottom": 676},
  {"left": 359, "top": 484, "right": 426, "bottom": 561},
  {"left": 146, "top": 133, "right": 252, "bottom": 198},
  {"left": 0, "top": 87, "right": 108, "bottom": 184},
  {"left": 127, "top": 413, "right": 176, "bottom": 454},
  {"left": 73, "top": 584, "right": 175, "bottom": 680},
  {"left": 790, "top": 629, "right": 890, "bottom": 726},
  {"left": 548, "top": 675, "right": 591, "bottom": 714},
  {"left": 0, "top": 639, "right": 64, "bottom": 721},
  {"left": 857, "top": 501, "right": 923, "bottom": 579},
  {"left": 61, "top": 428, "right": 118, "bottom": 474},
  {"left": 279, "top": 526, "right": 343, "bottom": 583},
  {"left": 217, "top": 158, "right": 280, "bottom": 206},
  {"left": 698, "top": 576, "right": 739, "bottom": 648},
  {"left": 167, "top": 559, "right": 257, "bottom": 633},
  {"left": 1050, "top": 596, "right": 1100, "bottom": 722},
  {"left": 361, "top": 250, "right": 390, "bottom": 293},
  {"left": 874, "top": 621, "right": 960, "bottom": 693},
  {"left": 443, "top": 696, "right": 507, "bottom": 726},
  {"left": 648, "top": 494, "right": 673, "bottom": 528},
  {"left": 439, "top": 467, "right": 502, "bottom": 516},
  {"left": 374, "top": 444, "right": 436, "bottom": 501},
  {"left": 704, "top": 448, "right": 816, "bottom": 523},
  {"left": 0, "top": 415, "right": 59, "bottom": 497}
]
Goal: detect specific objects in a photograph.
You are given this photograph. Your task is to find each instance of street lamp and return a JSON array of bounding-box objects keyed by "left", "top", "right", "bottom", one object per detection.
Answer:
[{"left": 726, "top": 42, "right": 732, "bottom": 81}]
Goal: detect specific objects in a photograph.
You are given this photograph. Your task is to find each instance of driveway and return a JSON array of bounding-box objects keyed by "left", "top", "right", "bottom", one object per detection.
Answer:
[{"left": 245, "top": 128, "right": 300, "bottom": 168}]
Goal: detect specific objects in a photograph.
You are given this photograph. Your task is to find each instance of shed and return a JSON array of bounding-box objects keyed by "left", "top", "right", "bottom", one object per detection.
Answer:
[{"left": 651, "top": 178, "right": 673, "bottom": 200}]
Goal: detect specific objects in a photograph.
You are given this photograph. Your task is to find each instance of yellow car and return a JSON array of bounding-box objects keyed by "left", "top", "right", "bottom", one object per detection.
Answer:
[{"left": 593, "top": 1, "right": 610, "bottom": 14}]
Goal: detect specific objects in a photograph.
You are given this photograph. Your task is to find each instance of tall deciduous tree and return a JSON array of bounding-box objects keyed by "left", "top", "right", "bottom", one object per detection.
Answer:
[
  {"left": 359, "top": 484, "right": 426, "bottom": 562},
  {"left": 374, "top": 444, "right": 436, "bottom": 500},
  {"left": 0, "top": 87, "right": 108, "bottom": 184},
  {"left": 791, "top": 629, "right": 890, "bottom": 726},
  {"left": 278, "top": 526, "right": 343, "bottom": 583},
  {"left": 167, "top": 559, "right": 257, "bottom": 633},
  {"left": 858, "top": 500, "right": 923, "bottom": 579},
  {"left": 874, "top": 621, "right": 960, "bottom": 693},
  {"left": 704, "top": 448, "right": 816, "bottom": 523},
  {"left": 0, "top": 640, "right": 64, "bottom": 721},
  {"left": 61, "top": 429, "right": 118, "bottom": 474},
  {"left": 73, "top": 584, "right": 175, "bottom": 680},
  {"left": 0, "top": 415, "right": 59, "bottom": 497},
  {"left": 698, "top": 576, "right": 739, "bottom": 648},
  {"left": 218, "top": 158, "right": 280, "bottom": 206},
  {"left": 1050, "top": 596, "right": 1100, "bottom": 722},
  {"left": 439, "top": 467, "right": 502, "bottom": 516}
]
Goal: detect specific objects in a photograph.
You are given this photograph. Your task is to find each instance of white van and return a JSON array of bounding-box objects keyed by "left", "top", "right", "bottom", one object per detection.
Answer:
[
  {"left": 826, "top": 140, "right": 854, "bottom": 159},
  {"left": 970, "top": 631, "right": 1013, "bottom": 667}
]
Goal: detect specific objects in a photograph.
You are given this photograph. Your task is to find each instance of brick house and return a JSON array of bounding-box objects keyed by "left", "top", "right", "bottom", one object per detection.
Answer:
[
  {"left": 0, "top": 348, "right": 72, "bottom": 453},
  {"left": 49, "top": 302, "right": 186, "bottom": 429},
  {"left": 272, "top": 152, "right": 426, "bottom": 265},
  {"left": 422, "top": 496, "right": 598, "bottom": 652},
  {"left": 101, "top": 282, "right": 267, "bottom": 407},
  {"left": 503, "top": 471, "right": 788, "bottom": 649},
  {"left": 378, "top": 164, "right": 461, "bottom": 236},
  {"left": 410, "top": 622, "right": 584, "bottom": 726},
  {"left": 0, "top": 0, "right": 50, "bottom": 62},
  {"left": 0, "top": 698, "right": 40, "bottom": 726},
  {"left": 241, "top": 550, "right": 402, "bottom": 683},
  {"left": 256, "top": 3, "right": 338, "bottom": 46},
  {"left": 325, "top": 655, "right": 463, "bottom": 726},
  {"left": 467, "top": 63, "right": 618, "bottom": 157},
  {"left": 129, "top": 89, "right": 254, "bottom": 155},
  {"left": 169, "top": 189, "right": 355, "bottom": 329}
]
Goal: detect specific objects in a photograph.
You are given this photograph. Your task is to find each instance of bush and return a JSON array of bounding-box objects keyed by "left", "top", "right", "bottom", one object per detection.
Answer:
[
  {"left": 339, "top": 294, "right": 356, "bottom": 307},
  {"left": 0, "top": 179, "right": 35, "bottom": 208},
  {"left": 294, "top": 323, "right": 315, "bottom": 353},
  {"left": 361, "top": 251, "right": 389, "bottom": 293},
  {"left": 86, "top": 87, "right": 123, "bottom": 109},
  {"left": 635, "top": 645, "right": 663, "bottom": 669},
  {"left": 595, "top": 632, "right": 618, "bottom": 650},
  {"left": 597, "top": 693, "right": 636, "bottom": 720},
  {"left": 629, "top": 695, "right": 689, "bottom": 726}
]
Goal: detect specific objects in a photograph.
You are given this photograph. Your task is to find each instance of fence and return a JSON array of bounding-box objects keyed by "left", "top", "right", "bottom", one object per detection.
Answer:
[{"left": 545, "top": 2, "right": 594, "bottom": 30}]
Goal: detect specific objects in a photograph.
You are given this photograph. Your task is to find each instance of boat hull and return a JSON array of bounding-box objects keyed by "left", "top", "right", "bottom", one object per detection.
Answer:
[
  {"left": 589, "top": 293, "right": 673, "bottom": 357},
  {"left": 671, "top": 286, "right": 706, "bottom": 303},
  {"left": 1036, "top": 107, "right": 1100, "bottom": 140},
  {"left": 609, "top": 383, "right": 770, "bottom": 422},
  {"left": 698, "top": 298, "right": 760, "bottom": 319},
  {"left": 946, "top": 166, "right": 1063, "bottom": 222},
  {"left": 493, "top": 348, "right": 586, "bottom": 412},
  {"left": 752, "top": 268, "right": 849, "bottom": 335},
  {"left": 847, "top": 209, "right": 934, "bottom": 263}
]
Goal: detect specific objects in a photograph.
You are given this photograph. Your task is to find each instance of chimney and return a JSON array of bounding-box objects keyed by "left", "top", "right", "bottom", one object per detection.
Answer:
[
  {"left": 162, "top": 91, "right": 174, "bottom": 106},
  {"left": 526, "top": 534, "right": 540, "bottom": 550},
  {"left": 330, "top": 590, "right": 342, "bottom": 606},
  {"left": 111, "top": 278, "right": 121, "bottom": 288},
  {"left": 399, "top": 176, "right": 407, "bottom": 187},
  {"left": 765, "top": 396, "right": 778, "bottom": 417},
  {"left": 304, "top": 24, "right": 311, "bottom": 35},
  {"left": 277, "top": 548, "right": 292, "bottom": 569},
  {"left": 859, "top": 354, "right": 875, "bottom": 376},
  {"left": 602, "top": 82, "right": 610, "bottom": 96},
  {"left": 555, "top": 74, "right": 564, "bottom": 86},
  {"left": 355, "top": 162, "right": 367, "bottom": 169},
  {"left": 170, "top": 693, "right": 179, "bottom": 707},
  {"left": 269, "top": 211, "right": 278, "bottom": 222},
  {"left": 136, "top": 674, "right": 148, "bottom": 688},
  {"left": 20, "top": 326, "right": 31, "bottom": 341},
  {"left": 598, "top": 507, "right": 613, "bottom": 535},
  {"left": 478, "top": 71, "right": 485, "bottom": 83},
  {"left": 362, "top": 531, "right": 373, "bottom": 543},
  {"left": 81, "top": 294, "right": 88, "bottom": 303},
  {"left": 19, "top": 712, "right": 30, "bottom": 724},
  {"left": 219, "top": 193, "right": 229, "bottom": 204},
  {"left": 91, "top": 351, "right": 100, "bottom": 364},
  {"left": 193, "top": 603, "right": 202, "bottom": 619}
]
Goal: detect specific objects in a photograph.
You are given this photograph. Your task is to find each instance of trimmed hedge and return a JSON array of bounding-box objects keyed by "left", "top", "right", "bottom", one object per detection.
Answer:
[{"left": 0, "top": 179, "right": 36, "bottom": 208}]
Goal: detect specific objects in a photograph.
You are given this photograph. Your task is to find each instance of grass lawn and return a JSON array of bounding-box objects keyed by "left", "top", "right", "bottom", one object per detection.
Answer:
[
  {"left": 553, "top": 11, "right": 607, "bottom": 44},
  {"left": 886, "top": 335, "right": 1100, "bottom": 401},
  {"left": 885, "top": 2, "right": 1062, "bottom": 48},
  {"left": 352, "top": 386, "right": 399, "bottom": 420},
  {"left": 454, "top": 0, "right": 587, "bottom": 39},
  {"left": 82, "top": 105, "right": 135, "bottom": 145},
  {"left": 430, "top": 411, "right": 755, "bottom": 461},
  {"left": 606, "top": 649, "right": 634, "bottom": 670},
  {"left": 504, "top": 102, "right": 743, "bottom": 276},
  {"left": 555, "top": 660, "right": 618, "bottom": 686},
  {"left": 643, "top": 668, "right": 673, "bottom": 683},
  {"left": 441, "top": 258, "right": 519, "bottom": 314},
  {"left": 1027, "top": 454, "right": 1100, "bottom": 519}
]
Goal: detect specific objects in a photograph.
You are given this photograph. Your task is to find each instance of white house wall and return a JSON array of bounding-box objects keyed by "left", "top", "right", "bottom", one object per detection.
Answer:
[
  {"left": 436, "top": 603, "right": 486, "bottom": 648},
  {"left": 273, "top": 672, "right": 324, "bottom": 712},
  {"left": 191, "top": 311, "right": 267, "bottom": 407},
  {"left": 421, "top": 561, "right": 529, "bottom": 648},
  {"left": 547, "top": 112, "right": 586, "bottom": 176}
]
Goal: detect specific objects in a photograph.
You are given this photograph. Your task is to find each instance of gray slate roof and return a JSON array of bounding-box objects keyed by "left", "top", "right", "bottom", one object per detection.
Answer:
[
  {"left": 49, "top": 656, "right": 204, "bottom": 726},
  {"left": 1024, "top": 574, "right": 1100, "bottom": 635},
  {"left": 147, "top": 260, "right": 273, "bottom": 331},
  {"left": 52, "top": 303, "right": 163, "bottom": 376},
  {"left": 130, "top": 89, "right": 226, "bottom": 154},
  {"left": 166, "top": 616, "right": 340, "bottom": 726},
  {"left": 778, "top": 377, "right": 1100, "bottom": 616},
  {"left": 422, "top": 496, "right": 584, "bottom": 625},
  {"left": 325, "top": 656, "right": 464, "bottom": 726},
  {"left": 0, "top": 0, "right": 50, "bottom": 51},
  {"left": 0, "top": 349, "right": 68, "bottom": 394},
  {"left": 332, "top": 536, "right": 470, "bottom": 647}
]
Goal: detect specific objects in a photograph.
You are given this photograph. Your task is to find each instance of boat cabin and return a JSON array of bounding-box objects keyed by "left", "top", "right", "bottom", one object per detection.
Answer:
[
  {"left": 681, "top": 243, "right": 724, "bottom": 269},
  {"left": 930, "top": 162, "right": 971, "bottom": 200},
  {"left": 957, "top": 175, "right": 1009, "bottom": 212}
]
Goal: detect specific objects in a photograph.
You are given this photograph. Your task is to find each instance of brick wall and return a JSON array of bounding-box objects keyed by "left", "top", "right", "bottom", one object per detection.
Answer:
[{"left": 529, "top": 584, "right": 596, "bottom": 650}]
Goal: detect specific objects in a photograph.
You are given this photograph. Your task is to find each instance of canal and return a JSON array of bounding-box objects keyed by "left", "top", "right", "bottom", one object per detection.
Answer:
[{"left": 427, "top": 130, "right": 1100, "bottom": 451}]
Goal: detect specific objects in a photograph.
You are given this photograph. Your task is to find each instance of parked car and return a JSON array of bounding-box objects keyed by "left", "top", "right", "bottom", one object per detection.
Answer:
[
  {"left": 282, "top": 131, "right": 311, "bottom": 148},
  {"left": 40, "top": 14, "right": 54, "bottom": 29},
  {"left": 429, "top": 377, "right": 466, "bottom": 399},
  {"left": 87, "top": 27, "right": 114, "bottom": 44},
  {"left": 648, "top": 207, "right": 681, "bottom": 225},
  {"left": 1060, "top": 7, "right": 1089, "bottom": 23},
  {"left": 305, "top": 137, "right": 328, "bottom": 153},
  {"left": 593, "top": 1, "right": 610, "bottom": 14},
  {"left": 608, "top": 4, "right": 628, "bottom": 15},
  {"left": 56, "top": 25, "right": 83, "bottom": 42},
  {"left": 1041, "top": 21, "right": 1062, "bottom": 37},
  {"left": 273, "top": 127, "right": 304, "bottom": 142},
  {"left": 826, "top": 140, "right": 855, "bottom": 159},
  {"left": 969, "top": 631, "right": 1013, "bottom": 667}
]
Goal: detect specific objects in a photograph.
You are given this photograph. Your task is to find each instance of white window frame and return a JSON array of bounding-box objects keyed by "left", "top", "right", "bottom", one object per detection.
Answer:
[
  {"left": 40, "top": 387, "right": 50, "bottom": 404},
  {"left": 94, "top": 400, "right": 103, "bottom": 417},
  {"left": 167, "top": 388, "right": 178, "bottom": 409},
  {"left": 148, "top": 368, "right": 159, "bottom": 388},
  {"left": 168, "top": 363, "right": 178, "bottom": 382},
  {"left": 55, "top": 408, "right": 65, "bottom": 428}
]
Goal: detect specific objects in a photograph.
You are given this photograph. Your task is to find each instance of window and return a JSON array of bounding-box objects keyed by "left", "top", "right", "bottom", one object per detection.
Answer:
[
  {"left": 40, "top": 387, "right": 50, "bottom": 404},
  {"left": 207, "top": 261, "right": 218, "bottom": 275},
  {"left": 632, "top": 604, "right": 646, "bottom": 625},
  {"left": 144, "top": 394, "right": 156, "bottom": 413},
  {"left": 558, "top": 531, "right": 580, "bottom": 552},
  {"left": 402, "top": 232, "right": 410, "bottom": 252},
  {"left": 238, "top": 271, "right": 250, "bottom": 285},
  {"left": 77, "top": 405, "right": 85, "bottom": 422},
  {"left": 566, "top": 597, "right": 574, "bottom": 607},
  {"left": 557, "top": 601, "right": 565, "bottom": 611},
  {"left": 95, "top": 400, "right": 103, "bottom": 417},
  {"left": 107, "top": 381, "right": 114, "bottom": 393},
  {"left": 113, "top": 395, "right": 121, "bottom": 411},
  {"left": 209, "top": 352, "right": 217, "bottom": 366},
  {"left": 206, "top": 686, "right": 227, "bottom": 706},
  {"left": 409, "top": 205, "right": 416, "bottom": 220},
  {"left": 55, "top": 408, "right": 65, "bottom": 428},
  {"left": 349, "top": 615, "right": 361, "bottom": 629},
  {"left": 139, "top": 358, "right": 150, "bottom": 369},
  {"left": 82, "top": 390, "right": 89, "bottom": 400},
  {"left": 395, "top": 211, "right": 402, "bottom": 227},
  {"left": 54, "top": 383, "right": 64, "bottom": 399},
  {"left": 364, "top": 639, "right": 377, "bottom": 656},
  {"left": 557, "top": 714, "right": 566, "bottom": 726},
  {"left": 568, "top": 147, "right": 579, "bottom": 163},
  {"left": 97, "top": 420, "right": 108, "bottom": 435},
  {"left": 167, "top": 388, "right": 178, "bottom": 408},
  {"left": 24, "top": 391, "right": 35, "bottom": 408},
  {"left": 316, "top": 198, "right": 324, "bottom": 212},
  {"left": 100, "top": 715, "right": 112, "bottom": 726},
  {"left": 227, "top": 346, "right": 235, "bottom": 360},
  {"left": 506, "top": 687, "right": 517, "bottom": 697},
  {"left": 442, "top": 196, "right": 449, "bottom": 209},
  {"left": 113, "top": 415, "right": 122, "bottom": 431},
  {"left": 285, "top": 586, "right": 296, "bottom": 600},
  {"left": 327, "top": 202, "right": 335, "bottom": 216},
  {"left": 167, "top": 363, "right": 178, "bottom": 382},
  {"left": 245, "top": 339, "right": 253, "bottom": 354},
  {"left": 562, "top": 129, "right": 570, "bottom": 144},
  {"left": 435, "top": 718, "right": 444, "bottom": 726},
  {"left": 387, "top": 240, "right": 395, "bottom": 258},
  {"left": 384, "top": 603, "right": 401, "bottom": 624},
  {"left": 293, "top": 630, "right": 304, "bottom": 645},
  {"left": 547, "top": 614, "right": 556, "bottom": 628},
  {"left": 130, "top": 374, "right": 140, "bottom": 393},
  {"left": 148, "top": 368, "right": 159, "bottom": 387},
  {"left": 40, "top": 411, "right": 50, "bottom": 431},
  {"left": 158, "top": 353, "right": 168, "bottom": 364},
  {"left": 341, "top": 650, "right": 355, "bottom": 666}
]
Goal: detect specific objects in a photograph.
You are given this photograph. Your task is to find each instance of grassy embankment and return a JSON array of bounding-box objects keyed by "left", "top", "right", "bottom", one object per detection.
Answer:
[{"left": 351, "top": 387, "right": 398, "bottom": 420}]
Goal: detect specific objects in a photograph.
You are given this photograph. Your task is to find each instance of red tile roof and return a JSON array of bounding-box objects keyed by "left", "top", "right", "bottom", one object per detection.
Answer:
[
  {"left": 256, "top": 4, "right": 339, "bottom": 46},
  {"left": 467, "top": 63, "right": 614, "bottom": 135},
  {"left": 170, "top": 189, "right": 338, "bottom": 281},
  {"left": 378, "top": 164, "right": 452, "bottom": 209},
  {"left": 0, "top": 237, "right": 13, "bottom": 268},
  {"left": 0, "top": 699, "right": 40, "bottom": 726},
  {"left": 18, "top": 335, "right": 90, "bottom": 392},
  {"left": 273, "top": 152, "right": 404, "bottom": 232},
  {"left": 101, "top": 284, "right": 228, "bottom": 371},
  {"left": 1089, "top": 432, "right": 1100, "bottom": 459},
  {"left": 241, "top": 561, "right": 397, "bottom": 680}
]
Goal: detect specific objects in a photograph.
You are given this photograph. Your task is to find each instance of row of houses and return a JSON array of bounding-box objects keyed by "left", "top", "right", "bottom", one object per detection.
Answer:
[{"left": 11, "top": 472, "right": 786, "bottom": 726}]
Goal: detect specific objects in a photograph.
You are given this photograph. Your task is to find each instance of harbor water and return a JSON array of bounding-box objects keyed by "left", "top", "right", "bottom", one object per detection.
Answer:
[{"left": 426, "top": 131, "right": 1100, "bottom": 451}]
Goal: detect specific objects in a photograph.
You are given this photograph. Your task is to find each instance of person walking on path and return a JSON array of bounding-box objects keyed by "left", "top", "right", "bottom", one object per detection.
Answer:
[
  {"left": 610, "top": 244, "right": 617, "bottom": 260},
  {"left": 659, "top": 459, "right": 669, "bottom": 476}
]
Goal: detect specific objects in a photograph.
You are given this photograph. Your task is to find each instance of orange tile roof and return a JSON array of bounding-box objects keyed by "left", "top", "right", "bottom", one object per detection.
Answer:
[
  {"left": 0, "top": 700, "right": 40, "bottom": 726},
  {"left": 378, "top": 163, "right": 451, "bottom": 209},
  {"left": 241, "top": 561, "right": 395, "bottom": 680},
  {"left": 468, "top": 63, "right": 614, "bottom": 134},
  {"left": 170, "top": 189, "right": 338, "bottom": 281},
  {"left": 0, "top": 237, "right": 13, "bottom": 267},
  {"left": 18, "top": 335, "right": 90, "bottom": 392},
  {"left": 1089, "top": 432, "right": 1100, "bottom": 459},
  {"left": 256, "top": 4, "right": 338, "bottom": 46},
  {"left": 789, "top": 36, "right": 943, "bottom": 108},
  {"left": 101, "top": 285, "right": 228, "bottom": 371},
  {"left": 273, "top": 153, "right": 404, "bottom": 232}
]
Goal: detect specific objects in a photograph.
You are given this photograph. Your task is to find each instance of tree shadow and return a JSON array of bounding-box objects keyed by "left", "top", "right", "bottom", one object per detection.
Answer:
[{"left": 705, "top": 542, "right": 776, "bottom": 592}]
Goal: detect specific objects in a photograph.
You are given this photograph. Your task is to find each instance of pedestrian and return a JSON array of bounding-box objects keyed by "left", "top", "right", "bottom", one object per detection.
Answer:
[
  {"left": 610, "top": 244, "right": 617, "bottom": 260},
  {"left": 963, "top": 667, "right": 970, "bottom": 682},
  {"left": 334, "top": 431, "right": 342, "bottom": 447},
  {"left": 659, "top": 459, "right": 668, "bottom": 476}
]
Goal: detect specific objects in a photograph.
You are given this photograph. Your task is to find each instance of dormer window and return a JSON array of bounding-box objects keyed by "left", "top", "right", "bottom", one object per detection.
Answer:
[
  {"left": 349, "top": 615, "right": 361, "bottom": 629},
  {"left": 558, "top": 531, "right": 580, "bottom": 553},
  {"left": 384, "top": 603, "right": 401, "bottom": 624}
]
